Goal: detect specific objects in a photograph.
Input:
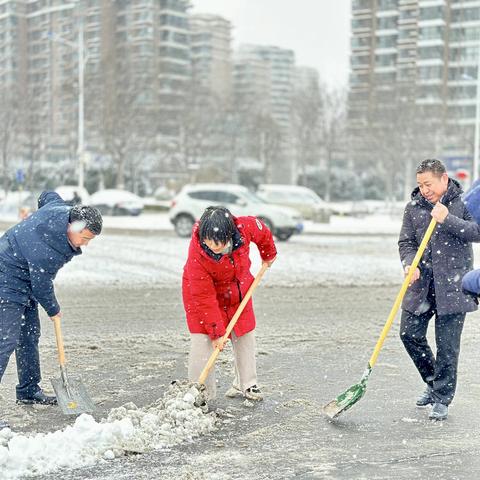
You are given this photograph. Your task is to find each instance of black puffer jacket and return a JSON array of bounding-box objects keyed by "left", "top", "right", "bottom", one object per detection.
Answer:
[{"left": 399, "top": 179, "right": 480, "bottom": 316}]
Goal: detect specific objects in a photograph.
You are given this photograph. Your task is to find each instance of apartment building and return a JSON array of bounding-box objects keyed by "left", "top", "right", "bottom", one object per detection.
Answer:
[
  {"left": 190, "top": 13, "right": 232, "bottom": 103},
  {"left": 233, "top": 44, "right": 295, "bottom": 183},
  {"left": 349, "top": 0, "right": 480, "bottom": 176},
  {"left": 0, "top": 0, "right": 191, "bottom": 164},
  {"left": 236, "top": 44, "right": 295, "bottom": 131}
]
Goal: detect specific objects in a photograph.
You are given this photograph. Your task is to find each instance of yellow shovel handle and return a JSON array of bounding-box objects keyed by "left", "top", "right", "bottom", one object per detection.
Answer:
[
  {"left": 52, "top": 315, "right": 66, "bottom": 368},
  {"left": 197, "top": 263, "right": 269, "bottom": 386},
  {"left": 368, "top": 218, "right": 437, "bottom": 368}
]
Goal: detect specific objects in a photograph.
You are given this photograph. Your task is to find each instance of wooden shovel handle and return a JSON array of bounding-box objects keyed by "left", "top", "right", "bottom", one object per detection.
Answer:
[
  {"left": 368, "top": 218, "right": 437, "bottom": 368},
  {"left": 52, "top": 315, "right": 66, "bottom": 367},
  {"left": 197, "top": 263, "right": 269, "bottom": 385}
]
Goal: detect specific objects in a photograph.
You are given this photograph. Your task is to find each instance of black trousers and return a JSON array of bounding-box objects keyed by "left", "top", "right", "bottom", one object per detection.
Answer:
[
  {"left": 400, "top": 308, "right": 465, "bottom": 405},
  {"left": 0, "top": 299, "right": 42, "bottom": 399}
]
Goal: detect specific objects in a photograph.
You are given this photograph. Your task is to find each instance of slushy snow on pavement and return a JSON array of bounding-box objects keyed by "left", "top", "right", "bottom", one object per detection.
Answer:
[{"left": 0, "top": 383, "right": 216, "bottom": 479}]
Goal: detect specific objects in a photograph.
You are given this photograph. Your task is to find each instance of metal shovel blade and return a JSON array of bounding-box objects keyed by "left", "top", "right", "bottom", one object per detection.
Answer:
[
  {"left": 51, "top": 375, "right": 95, "bottom": 415},
  {"left": 322, "top": 366, "right": 371, "bottom": 420}
]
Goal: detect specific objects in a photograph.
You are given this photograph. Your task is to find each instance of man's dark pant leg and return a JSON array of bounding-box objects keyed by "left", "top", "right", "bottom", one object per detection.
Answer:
[
  {"left": 433, "top": 313, "right": 465, "bottom": 405},
  {"left": 0, "top": 301, "right": 25, "bottom": 383},
  {"left": 15, "top": 300, "right": 42, "bottom": 399},
  {"left": 400, "top": 309, "right": 436, "bottom": 386}
]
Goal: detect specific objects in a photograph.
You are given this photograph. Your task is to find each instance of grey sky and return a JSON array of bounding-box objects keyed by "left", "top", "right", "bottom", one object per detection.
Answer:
[{"left": 191, "top": 1, "right": 351, "bottom": 89}]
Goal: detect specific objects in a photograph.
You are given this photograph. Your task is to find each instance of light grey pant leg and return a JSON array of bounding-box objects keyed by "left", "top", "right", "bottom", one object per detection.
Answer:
[
  {"left": 231, "top": 331, "right": 257, "bottom": 392},
  {"left": 188, "top": 334, "right": 216, "bottom": 400}
]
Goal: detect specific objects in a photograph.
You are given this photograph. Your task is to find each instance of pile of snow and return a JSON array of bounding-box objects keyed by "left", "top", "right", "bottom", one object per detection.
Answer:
[{"left": 0, "top": 383, "right": 216, "bottom": 479}]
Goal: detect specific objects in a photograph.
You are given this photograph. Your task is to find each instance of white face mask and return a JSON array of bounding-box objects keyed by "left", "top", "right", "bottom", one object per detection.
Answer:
[{"left": 219, "top": 241, "right": 232, "bottom": 255}]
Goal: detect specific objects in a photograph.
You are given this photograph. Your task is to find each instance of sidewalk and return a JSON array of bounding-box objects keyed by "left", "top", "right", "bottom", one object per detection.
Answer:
[{"left": 0, "top": 212, "right": 403, "bottom": 237}]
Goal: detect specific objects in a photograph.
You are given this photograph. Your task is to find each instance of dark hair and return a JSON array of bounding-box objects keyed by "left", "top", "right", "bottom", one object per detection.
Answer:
[
  {"left": 198, "top": 206, "right": 235, "bottom": 244},
  {"left": 69, "top": 205, "right": 103, "bottom": 235},
  {"left": 416, "top": 158, "right": 446, "bottom": 177}
]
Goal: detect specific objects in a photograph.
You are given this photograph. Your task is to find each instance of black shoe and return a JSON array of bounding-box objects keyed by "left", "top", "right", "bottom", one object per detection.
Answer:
[
  {"left": 0, "top": 419, "right": 10, "bottom": 430},
  {"left": 429, "top": 402, "right": 448, "bottom": 421},
  {"left": 416, "top": 386, "right": 434, "bottom": 407},
  {"left": 16, "top": 390, "right": 57, "bottom": 405}
]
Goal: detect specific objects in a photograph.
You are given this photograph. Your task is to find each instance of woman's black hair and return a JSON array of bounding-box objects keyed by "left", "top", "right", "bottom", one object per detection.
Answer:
[{"left": 198, "top": 206, "right": 235, "bottom": 244}]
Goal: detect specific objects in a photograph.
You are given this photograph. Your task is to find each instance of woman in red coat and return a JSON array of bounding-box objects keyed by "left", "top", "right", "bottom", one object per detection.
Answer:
[{"left": 182, "top": 206, "right": 276, "bottom": 402}]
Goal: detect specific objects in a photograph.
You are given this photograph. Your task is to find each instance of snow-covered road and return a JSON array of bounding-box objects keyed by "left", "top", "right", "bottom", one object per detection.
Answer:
[
  {"left": 2, "top": 228, "right": 480, "bottom": 479},
  {"left": 57, "top": 231, "right": 405, "bottom": 288}
]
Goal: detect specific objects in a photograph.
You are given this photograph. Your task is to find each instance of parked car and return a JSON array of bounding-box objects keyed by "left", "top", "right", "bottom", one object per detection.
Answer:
[
  {"left": 89, "top": 189, "right": 144, "bottom": 216},
  {"left": 256, "top": 184, "right": 331, "bottom": 223},
  {"left": 169, "top": 183, "right": 303, "bottom": 241},
  {"left": 55, "top": 185, "right": 90, "bottom": 205}
]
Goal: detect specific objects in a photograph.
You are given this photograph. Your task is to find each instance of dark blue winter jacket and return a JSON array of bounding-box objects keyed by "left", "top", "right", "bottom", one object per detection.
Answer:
[
  {"left": 399, "top": 179, "right": 480, "bottom": 315},
  {"left": 463, "top": 178, "right": 480, "bottom": 224},
  {"left": 462, "top": 179, "right": 480, "bottom": 294},
  {"left": 0, "top": 191, "right": 81, "bottom": 316}
]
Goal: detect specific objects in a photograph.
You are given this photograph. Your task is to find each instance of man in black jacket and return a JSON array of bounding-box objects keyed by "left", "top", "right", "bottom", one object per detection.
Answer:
[
  {"left": 399, "top": 158, "right": 480, "bottom": 421},
  {"left": 0, "top": 192, "right": 102, "bottom": 429}
]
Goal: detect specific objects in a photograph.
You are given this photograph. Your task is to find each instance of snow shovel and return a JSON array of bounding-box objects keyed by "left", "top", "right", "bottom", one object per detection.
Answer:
[
  {"left": 51, "top": 316, "right": 95, "bottom": 415},
  {"left": 322, "top": 218, "right": 437, "bottom": 420},
  {"left": 194, "top": 263, "right": 270, "bottom": 407}
]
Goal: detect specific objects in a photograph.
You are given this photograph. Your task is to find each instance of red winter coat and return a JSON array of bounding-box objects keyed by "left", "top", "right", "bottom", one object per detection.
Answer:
[{"left": 182, "top": 216, "right": 277, "bottom": 339}]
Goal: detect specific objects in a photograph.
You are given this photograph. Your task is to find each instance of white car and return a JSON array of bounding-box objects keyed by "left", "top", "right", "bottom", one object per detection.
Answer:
[
  {"left": 256, "top": 184, "right": 331, "bottom": 223},
  {"left": 89, "top": 189, "right": 144, "bottom": 216},
  {"left": 169, "top": 184, "right": 303, "bottom": 241},
  {"left": 55, "top": 185, "right": 90, "bottom": 205}
]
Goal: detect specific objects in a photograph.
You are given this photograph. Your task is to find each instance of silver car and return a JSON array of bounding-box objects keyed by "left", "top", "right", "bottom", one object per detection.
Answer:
[{"left": 169, "top": 183, "right": 303, "bottom": 241}]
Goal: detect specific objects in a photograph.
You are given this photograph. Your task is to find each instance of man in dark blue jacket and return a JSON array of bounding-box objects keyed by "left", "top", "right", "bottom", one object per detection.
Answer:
[
  {"left": 0, "top": 191, "right": 102, "bottom": 429},
  {"left": 461, "top": 179, "right": 480, "bottom": 294},
  {"left": 399, "top": 159, "right": 480, "bottom": 421}
]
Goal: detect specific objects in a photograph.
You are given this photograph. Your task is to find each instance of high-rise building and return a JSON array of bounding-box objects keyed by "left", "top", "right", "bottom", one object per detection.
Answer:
[
  {"left": 233, "top": 49, "right": 271, "bottom": 114},
  {"left": 349, "top": 0, "right": 480, "bottom": 178},
  {"left": 0, "top": 0, "right": 191, "bottom": 167},
  {"left": 294, "top": 66, "right": 320, "bottom": 93},
  {"left": 234, "top": 44, "right": 295, "bottom": 183},
  {"left": 236, "top": 44, "right": 295, "bottom": 131},
  {"left": 190, "top": 13, "right": 232, "bottom": 103}
]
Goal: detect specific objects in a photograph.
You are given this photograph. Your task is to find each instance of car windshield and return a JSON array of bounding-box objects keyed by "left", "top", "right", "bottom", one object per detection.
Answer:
[{"left": 239, "top": 190, "right": 265, "bottom": 204}]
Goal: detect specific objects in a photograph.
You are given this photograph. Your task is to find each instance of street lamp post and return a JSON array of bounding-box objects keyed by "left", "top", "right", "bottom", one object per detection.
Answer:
[
  {"left": 77, "top": 19, "right": 86, "bottom": 190},
  {"left": 48, "top": 20, "right": 88, "bottom": 190}
]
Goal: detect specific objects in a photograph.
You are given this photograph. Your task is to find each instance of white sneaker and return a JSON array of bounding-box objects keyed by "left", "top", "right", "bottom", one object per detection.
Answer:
[
  {"left": 244, "top": 385, "right": 263, "bottom": 401},
  {"left": 225, "top": 386, "right": 243, "bottom": 398}
]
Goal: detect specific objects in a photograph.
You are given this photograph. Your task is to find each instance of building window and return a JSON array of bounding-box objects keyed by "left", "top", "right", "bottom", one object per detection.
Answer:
[
  {"left": 419, "top": 6, "right": 444, "bottom": 21},
  {"left": 418, "top": 46, "right": 444, "bottom": 60},
  {"left": 376, "top": 34, "right": 397, "bottom": 49},
  {"left": 377, "top": 0, "right": 396, "bottom": 11},
  {"left": 377, "top": 16, "right": 397, "bottom": 30},
  {"left": 418, "top": 65, "right": 443, "bottom": 80},
  {"left": 419, "top": 26, "right": 444, "bottom": 41},
  {"left": 451, "top": 8, "right": 480, "bottom": 23},
  {"left": 450, "top": 46, "right": 479, "bottom": 63},
  {"left": 375, "top": 53, "right": 396, "bottom": 66}
]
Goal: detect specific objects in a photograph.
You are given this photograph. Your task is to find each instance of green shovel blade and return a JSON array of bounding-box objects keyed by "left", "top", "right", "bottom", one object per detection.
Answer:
[{"left": 322, "top": 365, "right": 372, "bottom": 419}]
